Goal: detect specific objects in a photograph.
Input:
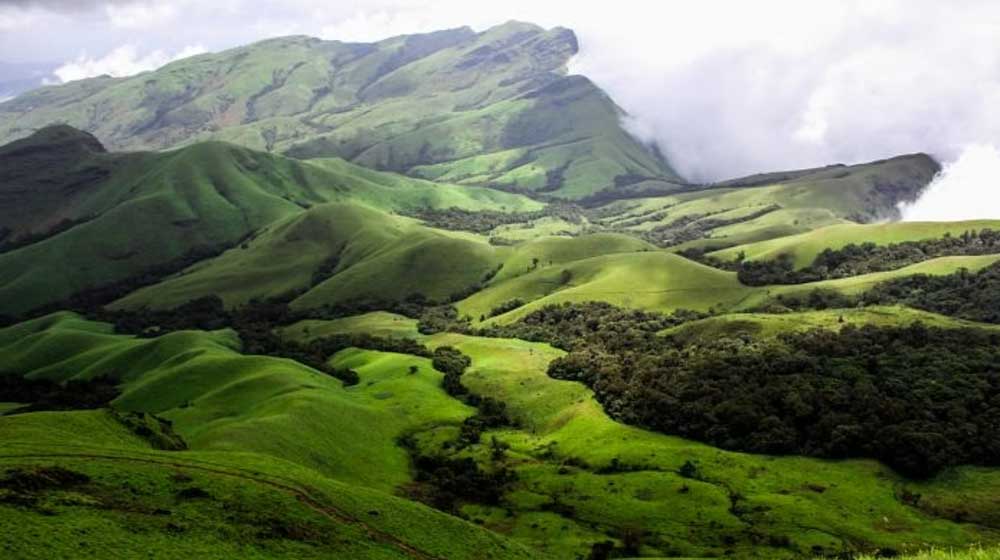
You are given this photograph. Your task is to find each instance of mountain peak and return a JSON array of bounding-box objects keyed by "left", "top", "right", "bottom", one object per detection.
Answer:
[{"left": 0, "top": 124, "right": 106, "bottom": 159}]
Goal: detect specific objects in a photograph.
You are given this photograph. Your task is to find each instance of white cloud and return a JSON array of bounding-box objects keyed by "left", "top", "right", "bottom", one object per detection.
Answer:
[
  {"left": 52, "top": 44, "right": 206, "bottom": 83},
  {"left": 105, "top": 1, "right": 179, "bottom": 29},
  {"left": 0, "top": 5, "right": 41, "bottom": 31},
  {"left": 900, "top": 145, "right": 1000, "bottom": 222}
]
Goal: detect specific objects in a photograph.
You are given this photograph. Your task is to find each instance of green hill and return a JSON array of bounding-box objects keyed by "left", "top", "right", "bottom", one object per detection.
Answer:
[
  {"left": 711, "top": 219, "right": 1000, "bottom": 267},
  {"left": 0, "top": 408, "right": 536, "bottom": 559},
  {"left": 0, "top": 23, "right": 680, "bottom": 198},
  {"left": 459, "top": 251, "right": 754, "bottom": 324},
  {"left": 0, "top": 127, "right": 536, "bottom": 316},
  {"left": 113, "top": 203, "right": 507, "bottom": 310},
  {"left": 590, "top": 153, "right": 939, "bottom": 252},
  {"left": 5, "top": 311, "right": 1000, "bottom": 559}
]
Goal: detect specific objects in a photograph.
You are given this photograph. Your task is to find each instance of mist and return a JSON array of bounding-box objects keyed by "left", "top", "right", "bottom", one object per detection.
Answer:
[
  {"left": 900, "top": 145, "right": 1000, "bottom": 221},
  {"left": 2, "top": 0, "right": 999, "bottom": 219}
]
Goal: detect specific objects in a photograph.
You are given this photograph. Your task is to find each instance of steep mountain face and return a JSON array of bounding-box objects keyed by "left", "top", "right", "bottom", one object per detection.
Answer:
[{"left": 0, "top": 22, "right": 680, "bottom": 198}]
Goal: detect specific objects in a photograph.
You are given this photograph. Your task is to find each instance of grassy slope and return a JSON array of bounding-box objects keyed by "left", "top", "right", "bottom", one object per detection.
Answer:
[
  {"left": 457, "top": 248, "right": 1000, "bottom": 324},
  {"left": 0, "top": 23, "right": 678, "bottom": 198},
  {"left": 586, "top": 153, "right": 938, "bottom": 251},
  {"left": 659, "top": 306, "right": 1000, "bottom": 344},
  {"left": 855, "top": 549, "right": 1000, "bottom": 560},
  {"left": 114, "top": 220, "right": 663, "bottom": 312},
  {"left": 280, "top": 312, "right": 1000, "bottom": 559},
  {"left": 711, "top": 220, "right": 1000, "bottom": 267},
  {"left": 5, "top": 308, "right": 1000, "bottom": 558},
  {"left": 0, "top": 128, "right": 536, "bottom": 316},
  {"left": 0, "top": 313, "right": 473, "bottom": 492},
  {"left": 0, "top": 410, "right": 537, "bottom": 559},
  {"left": 113, "top": 203, "right": 506, "bottom": 310},
  {"left": 459, "top": 251, "right": 754, "bottom": 324}
]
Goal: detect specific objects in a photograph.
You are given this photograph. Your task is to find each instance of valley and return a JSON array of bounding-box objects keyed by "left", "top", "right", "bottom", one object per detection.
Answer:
[{"left": 1, "top": 19, "right": 999, "bottom": 560}]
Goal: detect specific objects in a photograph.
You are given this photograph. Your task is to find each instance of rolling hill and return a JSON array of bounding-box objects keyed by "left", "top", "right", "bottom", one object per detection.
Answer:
[
  {"left": 0, "top": 126, "right": 536, "bottom": 316},
  {"left": 3, "top": 19, "right": 1000, "bottom": 560}
]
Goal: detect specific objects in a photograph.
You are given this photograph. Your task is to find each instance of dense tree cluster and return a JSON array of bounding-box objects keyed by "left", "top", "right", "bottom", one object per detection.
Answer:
[
  {"left": 0, "top": 217, "right": 93, "bottom": 254},
  {"left": 758, "top": 261, "right": 1000, "bottom": 324},
  {"left": 479, "top": 301, "right": 705, "bottom": 351},
  {"left": 0, "top": 375, "right": 120, "bottom": 413},
  {"left": 432, "top": 346, "right": 472, "bottom": 397},
  {"left": 547, "top": 321, "right": 1000, "bottom": 477},
  {"left": 862, "top": 262, "right": 1000, "bottom": 323},
  {"left": 641, "top": 205, "right": 781, "bottom": 248},
  {"left": 404, "top": 204, "right": 583, "bottom": 234},
  {"left": 403, "top": 452, "right": 517, "bottom": 513},
  {"left": 487, "top": 298, "right": 525, "bottom": 318},
  {"left": 683, "top": 229, "right": 1000, "bottom": 286}
]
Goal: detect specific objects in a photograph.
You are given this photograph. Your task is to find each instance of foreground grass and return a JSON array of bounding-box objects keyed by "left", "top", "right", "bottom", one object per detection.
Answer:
[
  {"left": 854, "top": 546, "right": 1000, "bottom": 560},
  {"left": 289, "top": 312, "right": 1000, "bottom": 559},
  {"left": 0, "top": 411, "right": 537, "bottom": 559},
  {"left": 5, "top": 311, "right": 1000, "bottom": 558}
]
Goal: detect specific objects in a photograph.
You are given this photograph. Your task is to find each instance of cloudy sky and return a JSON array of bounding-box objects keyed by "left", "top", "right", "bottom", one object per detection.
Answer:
[{"left": 1, "top": 0, "right": 999, "bottom": 219}]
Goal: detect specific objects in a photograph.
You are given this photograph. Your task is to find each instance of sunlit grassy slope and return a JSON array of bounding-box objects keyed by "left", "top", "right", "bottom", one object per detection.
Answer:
[
  {"left": 588, "top": 153, "right": 937, "bottom": 250},
  {"left": 113, "top": 203, "right": 505, "bottom": 310},
  {"left": 6, "top": 309, "right": 1000, "bottom": 559},
  {"left": 279, "top": 312, "right": 1000, "bottom": 559},
  {"left": 458, "top": 249, "right": 1000, "bottom": 324},
  {"left": 659, "top": 306, "right": 1000, "bottom": 344},
  {"left": 711, "top": 220, "right": 1000, "bottom": 267},
  {"left": 0, "top": 312, "right": 473, "bottom": 490},
  {"left": 0, "top": 127, "right": 536, "bottom": 315},
  {"left": 460, "top": 251, "right": 754, "bottom": 324},
  {"left": 0, "top": 22, "right": 679, "bottom": 198},
  {"left": 0, "top": 410, "right": 536, "bottom": 559}
]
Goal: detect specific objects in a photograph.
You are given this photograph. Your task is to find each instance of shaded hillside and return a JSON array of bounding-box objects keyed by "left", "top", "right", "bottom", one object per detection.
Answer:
[
  {"left": 113, "top": 203, "right": 506, "bottom": 310},
  {"left": 0, "top": 127, "right": 536, "bottom": 316},
  {"left": 0, "top": 22, "right": 680, "bottom": 198}
]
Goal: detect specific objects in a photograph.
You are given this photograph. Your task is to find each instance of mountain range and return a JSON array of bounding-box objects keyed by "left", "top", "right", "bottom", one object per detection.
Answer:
[{"left": 1, "top": 21, "right": 999, "bottom": 560}]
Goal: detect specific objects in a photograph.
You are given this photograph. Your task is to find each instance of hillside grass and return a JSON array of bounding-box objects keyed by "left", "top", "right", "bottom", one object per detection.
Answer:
[
  {"left": 853, "top": 547, "right": 1000, "bottom": 560},
  {"left": 0, "top": 130, "right": 538, "bottom": 316},
  {"left": 712, "top": 220, "right": 1000, "bottom": 267},
  {"left": 423, "top": 332, "right": 999, "bottom": 558},
  {"left": 659, "top": 306, "right": 1000, "bottom": 344},
  {"left": 0, "top": 410, "right": 537, "bottom": 559},
  {"left": 274, "top": 315, "right": 1000, "bottom": 558},
  {"left": 0, "top": 312, "right": 472, "bottom": 491},
  {"left": 460, "top": 251, "right": 754, "bottom": 325},
  {"left": 5, "top": 311, "right": 1000, "bottom": 558},
  {"left": 113, "top": 202, "right": 507, "bottom": 310}
]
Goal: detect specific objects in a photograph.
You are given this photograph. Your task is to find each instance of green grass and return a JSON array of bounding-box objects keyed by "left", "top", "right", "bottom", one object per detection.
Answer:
[
  {"left": 412, "top": 332, "right": 999, "bottom": 558},
  {"left": 0, "top": 127, "right": 537, "bottom": 315},
  {"left": 6, "top": 310, "right": 1000, "bottom": 558},
  {"left": 853, "top": 547, "right": 1000, "bottom": 560},
  {"left": 659, "top": 306, "right": 1000, "bottom": 344},
  {"left": 459, "top": 251, "right": 754, "bottom": 324},
  {"left": 113, "top": 202, "right": 507, "bottom": 310},
  {"left": 278, "top": 312, "right": 420, "bottom": 341},
  {"left": 587, "top": 154, "right": 937, "bottom": 250},
  {"left": 0, "top": 410, "right": 537, "bottom": 559},
  {"left": 712, "top": 220, "right": 1000, "bottom": 267},
  {"left": 0, "top": 312, "right": 472, "bottom": 492}
]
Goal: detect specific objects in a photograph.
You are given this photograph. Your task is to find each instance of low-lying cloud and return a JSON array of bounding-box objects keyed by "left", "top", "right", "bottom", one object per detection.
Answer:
[
  {"left": 2, "top": 0, "right": 999, "bottom": 220},
  {"left": 50, "top": 44, "right": 205, "bottom": 83},
  {"left": 900, "top": 145, "right": 1000, "bottom": 222}
]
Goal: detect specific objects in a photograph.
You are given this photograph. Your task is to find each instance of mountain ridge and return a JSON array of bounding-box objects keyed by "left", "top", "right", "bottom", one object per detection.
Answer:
[{"left": 0, "top": 22, "right": 679, "bottom": 199}]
